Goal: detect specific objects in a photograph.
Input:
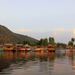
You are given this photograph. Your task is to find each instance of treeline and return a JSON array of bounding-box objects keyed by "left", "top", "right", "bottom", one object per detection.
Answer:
[
  {"left": 16, "top": 37, "right": 71, "bottom": 47},
  {"left": 17, "top": 37, "right": 75, "bottom": 47},
  {"left": 17, "top": 37, "right": 55, "bottom": 46}
]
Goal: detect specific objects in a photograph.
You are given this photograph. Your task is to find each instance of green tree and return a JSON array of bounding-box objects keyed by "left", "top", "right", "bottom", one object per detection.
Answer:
[
  {"left": 56, "top": 42, "right": 61, "bottom": 48},
  {"left": 49, "top": 37, "right": 55, "bottom": 46},
  {"left": 23, "top": 40, "right": 30, "bottom": 45},
  {"left": 68, "top": 41, "right": 73, "bottom": 46},
  {"left": 17, "top": 41, "right": 23, "bottom": 44},
  {"left": 43, "top": 38, "right": 48, "bottom": 46},
  {"left": 71, "top": 38, "right": 75, "bottom": 47},
  {"left": 71, "top": 38, "right": 75, "bottom": 42}
]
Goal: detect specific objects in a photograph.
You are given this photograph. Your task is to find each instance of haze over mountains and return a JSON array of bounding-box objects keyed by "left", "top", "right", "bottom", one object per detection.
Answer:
[{"left": 0, "top": 25, "right": 38, "bottom": 44}]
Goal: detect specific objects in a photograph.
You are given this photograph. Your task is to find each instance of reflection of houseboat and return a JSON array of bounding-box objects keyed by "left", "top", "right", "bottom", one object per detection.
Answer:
[
  {"left": 65, "top": 46, "right": 73, "bottom": 52},
  {"left": 15, "top": 44, "right": 25, "bottom": 51},
  {"left": 47, "top": 45, "right": 55, "bottom": 52},
  {"left": 4, "top": 44, "right": 14, "bottom": 51},
  {"left": 36, "top": 45, "right": 43, "bottom": 52}
]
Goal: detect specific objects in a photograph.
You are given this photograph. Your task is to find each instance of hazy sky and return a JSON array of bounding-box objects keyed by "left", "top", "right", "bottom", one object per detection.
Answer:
[{"left": 0, "top": 0, "right": 75, "bottom": 44}]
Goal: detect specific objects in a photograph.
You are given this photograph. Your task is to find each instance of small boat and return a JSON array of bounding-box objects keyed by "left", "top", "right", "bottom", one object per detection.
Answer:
[{"left": 47, "top": 45, "right": 55, "bottom": 52}]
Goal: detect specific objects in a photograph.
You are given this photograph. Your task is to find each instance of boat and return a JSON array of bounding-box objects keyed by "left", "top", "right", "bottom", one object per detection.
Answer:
[
  {"left": 36, "top": 45, "right": 43, "bottom": 52},
  {"left": 47, "top": 45, "right": 55, "bottom": 52},
  {"left": 58, "top": 48, "right": 65, "bottom": 52},
  {"left": 65, "top": 45, "right": 73, "bottom": 52},
  {"left": 24, "top": 44, "right": 31, "bottom": 51},
  {"left": 15, "top": 44, "right": 25, "bottom": 51},
  {"left": 41, "top": 48, "right": 48, "bottom": 52},
  {"left": 4, "top": 44, "right": 14, "bottom": 51}
]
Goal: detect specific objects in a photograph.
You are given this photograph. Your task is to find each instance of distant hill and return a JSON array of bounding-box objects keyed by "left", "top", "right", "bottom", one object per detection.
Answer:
[{"left": 0, "top": 25, "right": 38, "bottom": 44}]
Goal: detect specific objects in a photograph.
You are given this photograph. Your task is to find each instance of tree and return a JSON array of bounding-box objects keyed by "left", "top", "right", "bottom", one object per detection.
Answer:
[
  {"left": 71, "top": 38, "right": 75, "bottom": 42},
  {"left": 56, "top": 42, "right": 61, "bottom": 48},
  {"left": 43, "top": 38, "right": 48, "bottom": 46},
  {"left": 17, "top": 41, "right": 23, "bottom": 44},
  {"left": 49, "top": 37, "right": 55, "bottom": 46},
  {"left": 23, "top": 40, "right": 30, "bottom": 45},
  {"left": 71, "top": 38, "right": 75, "bottom": 47},
  {"left": 68, "top": 41, "right": 73, "bottom": 46}
]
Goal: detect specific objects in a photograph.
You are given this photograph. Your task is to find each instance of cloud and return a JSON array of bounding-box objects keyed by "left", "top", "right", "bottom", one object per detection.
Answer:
[
  {"left": 54, "top": 28, "right": 65, "bottom": 35},
  {"left": 18, "top": 29, "right": 32, "bottom": 32},
  {"left": 73, "top": 29, "right": 75, "bottom": 35}
]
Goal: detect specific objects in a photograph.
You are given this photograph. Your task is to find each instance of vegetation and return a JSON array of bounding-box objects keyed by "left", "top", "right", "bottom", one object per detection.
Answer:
[
  {"left": 49, "top": 37, "right": 55, "bottom": 46},
  {"left": 17, "top": 40, "right": 31, "bottom": 45},
  {"left": 56, "top": 42, "right": 67, "bottom": 48},
  {"left": 68, "top": 41, "right": 73, "bottom": 46},
  {"left": 68, "top": 38, "right": 75, "bottom": 46}
]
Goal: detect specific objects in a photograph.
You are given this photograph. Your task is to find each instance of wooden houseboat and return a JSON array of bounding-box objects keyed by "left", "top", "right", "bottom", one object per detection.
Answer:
[
  {"left": 73, "top": 47, "right": 75, "bottom": 52},
  {"left": 24, "top": 44, "right": 31, "bottom": 51},
  {"left": 4, "top": 44, "right": 14, "bottom": 51},
  {"left": 15, "top": 44, "right": 25, "bottom": 51},
  {"left": 65, "top": 45, "right": 73, "bottom": 52},
  {"left": 47, "top": 45, "right": 55, "bottom": 52},
  {"left": 36, "top": 45, "right": 43, "bottom": 52}
]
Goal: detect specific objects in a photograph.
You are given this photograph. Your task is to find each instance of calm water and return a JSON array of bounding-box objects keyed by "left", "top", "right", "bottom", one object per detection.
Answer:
[{"left": 0, "top": 51, "right": 75, "bottom": 75}]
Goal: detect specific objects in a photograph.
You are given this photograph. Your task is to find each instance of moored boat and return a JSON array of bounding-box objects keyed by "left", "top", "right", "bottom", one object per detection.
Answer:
[
  {"left": 24, "top": 44, "right": 31, "bottom": 52},
  {"left": 41, "top": 48, "right": 48, "bottom": 52},
  {"left": 4, "top": 44, "right": 14, "bottom": 51},
  {"left": 36, "top": 45, "right": 43, "bottom": 52},
  {"left": 65, "top": 45, "right": 73, "bottom": 52},
  {"left": 47, "top": 45, "right": 55, "bottom": 52},
  {"left": 15, "top": 44, "right": 25, "bottom": 51}
]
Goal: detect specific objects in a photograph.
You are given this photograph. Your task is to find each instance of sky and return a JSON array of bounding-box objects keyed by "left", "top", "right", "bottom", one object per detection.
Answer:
[{"left": 0, "top": 0, "right": 75, "bottom": 44}]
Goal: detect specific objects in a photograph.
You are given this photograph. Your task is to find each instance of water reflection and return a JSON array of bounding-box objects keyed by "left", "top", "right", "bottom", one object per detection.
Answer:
[{"left": 0, "top": 51, "right": 75, "bottom": 75}]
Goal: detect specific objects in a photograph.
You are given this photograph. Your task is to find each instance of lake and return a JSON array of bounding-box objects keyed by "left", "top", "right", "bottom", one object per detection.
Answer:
[{"left": 0, "top": 51, "right": 75, "bottom": 75}]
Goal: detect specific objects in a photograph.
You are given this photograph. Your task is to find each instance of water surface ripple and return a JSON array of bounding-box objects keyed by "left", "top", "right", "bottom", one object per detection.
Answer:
[{"left": 0, "top": 51, "right": 75, "bottom": 75}]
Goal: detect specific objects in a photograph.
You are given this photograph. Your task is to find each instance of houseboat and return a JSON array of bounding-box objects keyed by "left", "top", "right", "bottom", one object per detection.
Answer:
[
  {"left": 15, "top": 44, "right": 25, "bottom": 51},
  {"left": 4, "top": 44, "right": 14, "bottom": 51},
  {"left": 65, "top": 45, "right": 73, "bottom": 52},
  {"left": 36, "top": 45, "right": 43, "bottom": 52},
  {"left": 47, "top": 45, "right": 55, "bottom": 52},
  {"left": 72, "top": 47, "right": 75, "bottom": 52},
  {"left": 41, "top": 48, "right": 48, "bottom": 52},
  {"left": 24, "top": 44, "right": 31, "bottom": 51}
]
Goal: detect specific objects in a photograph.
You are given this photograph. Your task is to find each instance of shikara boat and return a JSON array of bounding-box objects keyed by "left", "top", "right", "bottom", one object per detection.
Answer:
[{"left": 47, "top": 45, "right": 55, "bottom": 52}]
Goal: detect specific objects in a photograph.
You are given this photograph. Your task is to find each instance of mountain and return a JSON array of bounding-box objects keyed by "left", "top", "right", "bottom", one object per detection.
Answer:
[{"left": 0, "top": 25, "right": 38, "bottom": 44}]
